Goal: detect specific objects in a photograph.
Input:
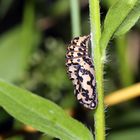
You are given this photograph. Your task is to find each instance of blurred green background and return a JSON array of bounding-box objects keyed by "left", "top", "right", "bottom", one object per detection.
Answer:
[{"left": 0, "top": 0, "right": 140, "bottom": 140}]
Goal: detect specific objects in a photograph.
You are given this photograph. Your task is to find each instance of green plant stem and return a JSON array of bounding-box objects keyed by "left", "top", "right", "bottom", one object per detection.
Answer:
[
  {"left": 116, "top": 36, "right": 134, "bottom": 87},
  {"left": 89, "top": 0, "right": 105, "bottom": 140},
  {"left": 70, "top": 0, "right": 81, "bottom": 37}
]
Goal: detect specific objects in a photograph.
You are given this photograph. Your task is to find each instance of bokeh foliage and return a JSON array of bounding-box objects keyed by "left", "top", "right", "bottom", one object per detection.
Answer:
[{"left": 0, "top": 0, "right": 140, "bottom": 140}]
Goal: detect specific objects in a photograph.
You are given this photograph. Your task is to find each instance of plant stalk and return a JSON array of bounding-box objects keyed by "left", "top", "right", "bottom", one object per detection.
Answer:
[
  {"left": 70, "top": 0, "right": 81, "bottom": 37},
  {"left": 116, "top": 36, "right": 134, "bottom": 87},
  {"left": 89, "top": 0, "right": 105, "bottom": 140}
]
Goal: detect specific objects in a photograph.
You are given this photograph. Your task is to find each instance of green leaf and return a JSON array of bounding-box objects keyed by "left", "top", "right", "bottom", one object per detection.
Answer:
[
  {"left": 0, "top": 27, "right": 40, "bottom": 81},
  {"left": 114, "top": 1, "right": 140, "bottom": 36},
  {"left": 0, "top": 27, "right": 24, "bottom": 81},
  {"left": 0, "top": 1, "right": 40, "bottom": 81},
  {"left": 100, "top": 0, "right": 138, "bottom": 54},
  {"left": 102, "top": 0, "right": 117, "bottom": 8},
  {"left": 0, "top": 79, "right": 93, "bottom": 140}
]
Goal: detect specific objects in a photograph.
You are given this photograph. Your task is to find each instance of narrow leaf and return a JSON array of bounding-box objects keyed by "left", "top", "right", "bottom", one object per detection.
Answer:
[
  {"left": 114, "top": 0, "right": 140, "bottom": 36},
  {"left": 0, "top": 1, "right": 40, "bottom": 81},
  {"left": 0, "top": 79, "right": 93, "bottom": 140},
  {"left": 0, "top": 27, "right": 40, "bottom": 81},
  {"left": 100, "top": 0, "right": 137, "bottom": 54}
]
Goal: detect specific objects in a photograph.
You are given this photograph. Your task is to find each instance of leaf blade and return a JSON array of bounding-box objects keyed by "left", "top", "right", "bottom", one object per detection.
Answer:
[
  {"left": 0, "top": 1, "right": 40, "bottom": 81},
  {"left": 100, "top": 0, "right": 138, "bottom": 54},
  {"left": 0, "top": 79, "right": 93, "bottom": 140},
  {"left": 114, "top": 0, "right": 140, "bottom": 36}
]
